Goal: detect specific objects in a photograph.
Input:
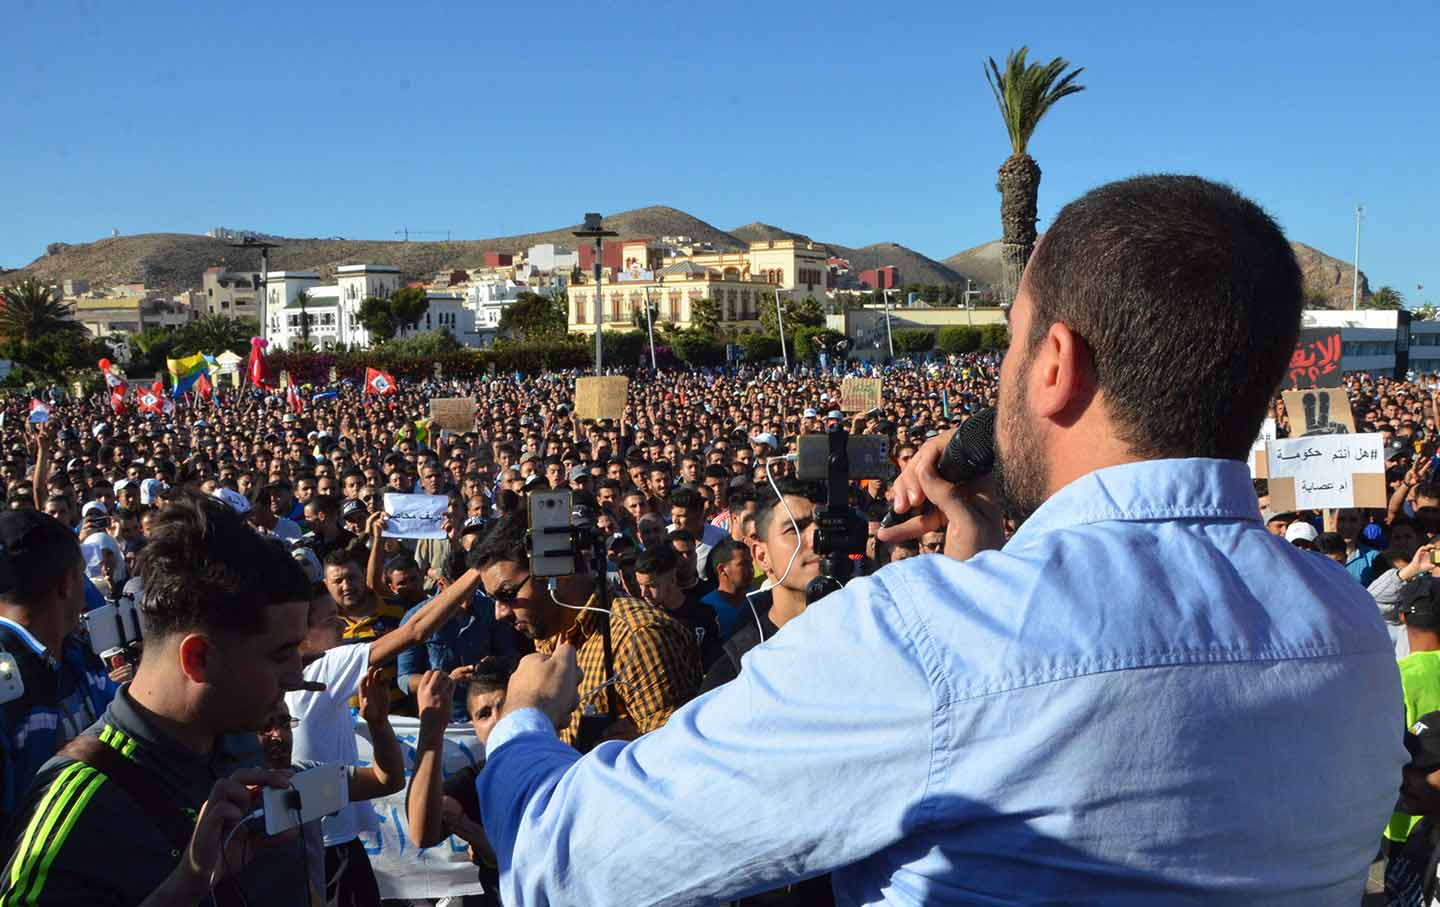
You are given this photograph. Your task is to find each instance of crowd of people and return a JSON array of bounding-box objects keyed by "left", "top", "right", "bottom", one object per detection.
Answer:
[{"left": 0, "top": 332, "right": 1436, "bottom": 904}]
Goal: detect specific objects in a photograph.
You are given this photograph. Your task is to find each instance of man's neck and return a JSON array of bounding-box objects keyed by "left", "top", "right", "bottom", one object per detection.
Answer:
[
  {"left": 769, "top": 584, "right": 806, "bottom": 629},
  {"left": 0, "top": 604, "right": 65, "bottom": 656},
  {"left": 127, "top": 664, "right": 217, "bottom": 755},
  {"left": 344, "top": 594, "right": 378, "bottom": 620},
  {"left": 1409, "top": 627, "right": 1440, "bottom": 654}
]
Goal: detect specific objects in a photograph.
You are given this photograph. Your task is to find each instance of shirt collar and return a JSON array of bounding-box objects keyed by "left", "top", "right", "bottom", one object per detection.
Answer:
[
  {"left": 106, "top": 685, "right": 253, "bottom": 770},
  {"left": 0, "top": 615, "right": 49, "bottom": 658},
  {"left": 1010, "top": 458, "right": 1261, "bottom": 546}
]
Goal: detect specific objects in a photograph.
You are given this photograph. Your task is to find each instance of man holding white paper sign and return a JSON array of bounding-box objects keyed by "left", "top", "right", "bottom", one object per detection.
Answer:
[
  {"left": 382, "top": 492, "right": 450, "bottom": 540},
  {"left": 1265, "top": 433, "right": 1387, "bottom": 511}
]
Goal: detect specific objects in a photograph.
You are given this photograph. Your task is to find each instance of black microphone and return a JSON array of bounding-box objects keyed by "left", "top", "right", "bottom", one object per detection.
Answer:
[{"left": 880, "top": 408, "right": 996, "bottom": 529}]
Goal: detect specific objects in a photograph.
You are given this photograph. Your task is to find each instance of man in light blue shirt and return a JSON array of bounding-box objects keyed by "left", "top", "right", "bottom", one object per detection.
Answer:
[{"left": 477, "top": 176, "right": 1406, "bottom": 905}]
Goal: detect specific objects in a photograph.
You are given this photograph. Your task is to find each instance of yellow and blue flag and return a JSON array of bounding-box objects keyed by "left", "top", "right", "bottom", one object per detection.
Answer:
[{"left": 166, "top": 353, "right": 209, "bottom": 396}]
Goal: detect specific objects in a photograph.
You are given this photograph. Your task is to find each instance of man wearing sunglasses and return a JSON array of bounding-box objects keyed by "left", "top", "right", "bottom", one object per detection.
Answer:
[{"left": 470, "top": 513, "right": 699, "bottom": 749}]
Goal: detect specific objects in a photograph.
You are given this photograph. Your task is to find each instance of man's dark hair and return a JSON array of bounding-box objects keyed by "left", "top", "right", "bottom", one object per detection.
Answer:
[
  {"left": 634, "top": 545, "right": 678, "bottom": 578},
  {"left": 1024, "top": 175, "right": 1304, "bottom": 459},
  {"left": 469, "top": 512, "right": 529, "bottom": 570},
  {"left": 667, "top": 528, "right": 696, "bottom": 545},
  {"left": 622, "top": 488, "right": 647, "bottom": 502},
  {"left": 704, "top": 464, "right": 729, "bottom": 480},
  {"left": 670, "top": 487, "right": 704, "bottom": 513},
  {"left": 468, "top": 656, "right": 521, "bottom": 700},
  {"left": 1316, "top": 531, "right": 1348, "bottom": 559},
  {"left": 708, "top": 538, "right": 744, "bottom": 569},
  {"left": 0, "top": 511, "right": 83, "bottom": 607},
  {"left": 754, "top": 480, "right": 819, "bottom": 539},
  {"left": 1417, "top": 482, "right": 1440, "bottom": 502},
  {"left": 384, "top": 553, "right": 419, "bottom": 575},
  {"left": 728, "top": 490, "right": 755, "bottom": 516},
  {"left": 322, "top": 548, "right": 362, "bottom": 570},
  {"left": 138, "top": 492, "right": 310, "bottom": 638},
  {"left": 308, "top": 494, "right": 340, "bottom": 518}
]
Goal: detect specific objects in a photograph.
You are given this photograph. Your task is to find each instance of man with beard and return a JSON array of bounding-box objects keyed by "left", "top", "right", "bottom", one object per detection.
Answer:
[{"left": 475, "top": 176, "right": 1403, "bottom": 905}]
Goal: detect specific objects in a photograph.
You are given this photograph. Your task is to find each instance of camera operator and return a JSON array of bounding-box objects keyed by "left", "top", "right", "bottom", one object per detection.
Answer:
[
  {"left": 0, "top": 492, "right": 313, "bottom": 905},
  {"left": 0, "top": 510, "right": 112, "bottom": 827},
  {"left": 470, "top": 512, "right": 700, "bottom": 747},
  {"left": 475, "top": 177, "right": 1402, "bottom": 905}
]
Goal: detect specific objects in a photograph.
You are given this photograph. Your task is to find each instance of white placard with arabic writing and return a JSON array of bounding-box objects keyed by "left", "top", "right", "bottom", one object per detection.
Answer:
[
  {"left": 1266, "top": 433, "right": 1384, "bottom": 510},
  {"left": 1249, "top": 418, "right": 1277, "bottom": 477},
  {"left": 382, "top": 493, "right": 449, "bottom": 539}
]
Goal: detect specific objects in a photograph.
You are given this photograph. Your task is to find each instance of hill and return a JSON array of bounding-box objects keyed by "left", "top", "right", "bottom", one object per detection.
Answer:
[
  {"left": 729, "top": 222, "right": 813, "bottom": 244},
  {"left": 944, "top": 238, "right": 1371, "bottom": 309},
  {"left": 11, "top": 206, "right": 748, "bottom": 292},
  {"left": 827, "top": 241, "right": 969, "bottom": 288}
]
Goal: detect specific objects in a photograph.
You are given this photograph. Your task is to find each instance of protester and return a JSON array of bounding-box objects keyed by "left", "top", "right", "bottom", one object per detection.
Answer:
[
  {"left": 698, "top": 537, "right": 754, "bottom": 639},
  {"left": 474, "top": 175, "right": 1403, "bottom": 904}
]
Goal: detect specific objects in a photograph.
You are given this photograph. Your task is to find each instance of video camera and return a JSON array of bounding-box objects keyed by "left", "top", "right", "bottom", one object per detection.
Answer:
[{"left": 795, "top": 428, "right": 893, "bottom": 604}]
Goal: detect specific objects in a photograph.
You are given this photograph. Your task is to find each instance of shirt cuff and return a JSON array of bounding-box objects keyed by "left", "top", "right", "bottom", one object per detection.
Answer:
[{"left": 487, "top": 707, "right": 559, "bottom": 752}]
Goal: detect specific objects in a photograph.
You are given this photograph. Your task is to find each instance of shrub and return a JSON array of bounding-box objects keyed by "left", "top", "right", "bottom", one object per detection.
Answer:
[
  {"left": 937, "top": 326, "right": 982, "bottom": 355},
  {"left": 891, "top": 329, "right": 935, "bottom": 354},
  {"left": 978, "top": 323, "right": 1010, "bottom": 350}
]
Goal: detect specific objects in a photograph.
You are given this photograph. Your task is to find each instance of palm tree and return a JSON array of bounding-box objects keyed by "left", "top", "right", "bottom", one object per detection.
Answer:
[
  {"left": 295, "top": 290, "right": 312, "bottom": 345},
  {"left": 0, "top": 278, "right": 86, "bottom": 347},
  {"left": 184, "top": 314, "right": 252, "bottom": 355},
  {"left": 985, "top": 48, "right": 1085, "bottom": 304}
]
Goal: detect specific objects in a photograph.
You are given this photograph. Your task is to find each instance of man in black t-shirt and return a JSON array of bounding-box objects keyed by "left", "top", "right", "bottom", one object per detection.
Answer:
[{"left": 634, "top": 545, "right": 721, "bottom": 671}]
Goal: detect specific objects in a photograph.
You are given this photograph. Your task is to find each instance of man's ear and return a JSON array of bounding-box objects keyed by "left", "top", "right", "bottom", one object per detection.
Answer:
[{"left": 177, "top": 634, "right": 215, "bottom": 684}]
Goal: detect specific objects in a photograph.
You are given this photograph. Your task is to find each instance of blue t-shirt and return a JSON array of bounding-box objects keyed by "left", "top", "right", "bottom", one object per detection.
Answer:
[{"left": 699, "top": 589, "right": 748, "bottom": 640}]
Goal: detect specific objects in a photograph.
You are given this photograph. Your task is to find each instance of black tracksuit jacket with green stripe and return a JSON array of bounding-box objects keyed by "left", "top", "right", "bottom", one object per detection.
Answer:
[{"left": 0, "top": 687, "right": 304, "bottom": 905}]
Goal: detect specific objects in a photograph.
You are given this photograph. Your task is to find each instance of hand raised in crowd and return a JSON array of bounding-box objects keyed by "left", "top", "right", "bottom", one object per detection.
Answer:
[
  {"left": 357, "top": 666, "right": 390, "bottom": 725},
  {"left": 366, "top": 510, "right": 389, "bottom": 538},
  {"left": 448, "top": 664, "right": 478, "bottom": 683},
  {"left": 416, "top": 669, "right": 456, "bottom": 719}
]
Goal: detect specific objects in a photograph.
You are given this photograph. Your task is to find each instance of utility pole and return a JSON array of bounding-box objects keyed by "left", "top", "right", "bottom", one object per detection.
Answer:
[
  {"left": 775, "top": 289, "right": 788, "bottom": 370},
  {"left": 642, "top": 278, "right": 659, "bottom": 372},
  {"left": 573, "top": 213, "right": 618, "bottom": 373},
  {"left": 882, "top": 289, "right": 895, "bottom": 359},
  {"left": 1351, "top": 204, "right": 1366, "bottom": 311},
  {"left": 226, "top": 236, "right": 280, "bottom": 345}
]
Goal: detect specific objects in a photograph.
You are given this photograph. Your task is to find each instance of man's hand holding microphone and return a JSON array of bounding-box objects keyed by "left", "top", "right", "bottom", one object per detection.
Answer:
[{"left": 877, "top": 408, "right": 1006, "bottom": 562}]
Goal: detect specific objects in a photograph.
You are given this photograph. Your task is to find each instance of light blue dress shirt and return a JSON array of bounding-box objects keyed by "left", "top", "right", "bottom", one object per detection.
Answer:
[{"left": 479, "top": 459, "right": 1405, "bottom": 906}]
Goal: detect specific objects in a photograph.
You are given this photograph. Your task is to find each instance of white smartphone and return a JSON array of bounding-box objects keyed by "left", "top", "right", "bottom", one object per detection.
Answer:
[
  {"left": 263, "top": 763, "right": 348, "bottom": 835},
  {"left": 528, "top": 489, "right": 575, "bottom": 577},
  {"left": 80, "top": 597, "right": 146, "bottom": 660}
]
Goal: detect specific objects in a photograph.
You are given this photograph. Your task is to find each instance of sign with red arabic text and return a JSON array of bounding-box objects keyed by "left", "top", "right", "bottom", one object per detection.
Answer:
[{"left": 1286, "top": 328, "right": 1342, "bottom": 389}]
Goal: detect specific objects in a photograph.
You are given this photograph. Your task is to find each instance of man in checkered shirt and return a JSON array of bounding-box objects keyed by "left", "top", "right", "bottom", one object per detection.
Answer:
[{"left": 469, "top": 513, "right": 700, "bottom": 748}]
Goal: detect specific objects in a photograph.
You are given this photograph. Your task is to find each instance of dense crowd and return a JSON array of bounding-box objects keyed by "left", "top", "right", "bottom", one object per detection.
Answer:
[{"left": 2, "top": 349, "right": 1440, "bottom": 905}]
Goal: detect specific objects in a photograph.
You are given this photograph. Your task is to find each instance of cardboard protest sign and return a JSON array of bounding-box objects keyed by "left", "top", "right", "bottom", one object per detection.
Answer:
[
  {"left": 574, "top": 376, "right": 628, "bottom": 422},
  {"left": 1282, "top": 388, "right": 1356, "bottom": 437},
  {"left": 1265, "top": 432, "right": 1386, "bottom": 511},
  {"left": 428, "top": 397, "right": 476, "bottom": 433},
  {"left": 357, "top": 718, "right": 487, "bottom": 899},
  {"left": 1249, "top": 418, "right": 1277, "bottom": 479},
  {"left": 839, "top": 378, "right": 882, "bottom": 413},
  {"left": 1286, "top": 328, "right": 1343, "bottom": 389},
  {"left": 381, "top": 493, "right": 449, "bottom": 539}
]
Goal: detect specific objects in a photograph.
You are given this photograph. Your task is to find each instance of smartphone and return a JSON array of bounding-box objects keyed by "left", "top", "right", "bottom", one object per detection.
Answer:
[
  {"left": 263, "top": 763, "right": 347, "bottom": 836},
  {"left": 528, "top": 489, "right": 575, "bottom": 577},
  {"left": 1431, "top": 549, "right": 1440, "bottom": 567},
  {"left": 795, "top": 435, "right": 893, "bottom": 480}
]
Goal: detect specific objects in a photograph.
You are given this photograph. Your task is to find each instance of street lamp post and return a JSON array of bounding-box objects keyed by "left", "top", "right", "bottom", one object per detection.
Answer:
[
  {"left": 643, "top": 275, "right": 660, "bottom": 372},
  {"left": 226, "top": 236, "right": 280, "bottom": 342},
  {"left": 882, "top": 289, "right": 895, "bottom": 359},
  {"left": 573, "top": 213, "right": 619, "bottom": 373},
  {"left": 775, "top": 289, "right": 789, "bottom": 370}
]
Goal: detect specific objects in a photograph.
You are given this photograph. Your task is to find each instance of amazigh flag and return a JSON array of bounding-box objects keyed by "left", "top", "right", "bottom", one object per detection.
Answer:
[
  {"left": 365, "top": 367, "right": 396, "bottom": 396},
  {"left": 942, "top": 387, "right": 950, "bottom": 420},
  {"left": 195, "top": 373, "right": 214, "bottom": 401},
  {"left": 27, "top": 399, "right": 50, "bottom": 423},
  {"left": 167, "top": 352, "right": 209, "bottom": 396}
]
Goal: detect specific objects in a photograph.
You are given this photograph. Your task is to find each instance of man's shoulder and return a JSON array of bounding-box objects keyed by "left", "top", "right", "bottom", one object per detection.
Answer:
[{"left": 611, "top": 596, "right": 688, "bottom": 633}]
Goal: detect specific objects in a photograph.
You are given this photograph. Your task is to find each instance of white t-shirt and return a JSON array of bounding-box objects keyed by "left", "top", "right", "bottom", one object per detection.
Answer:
[
  {"left": 269, "top": 517, "right": 303, "bottom": 543},
  {"left": 287, "top": 642, "right": 373, "bottom": 847}
]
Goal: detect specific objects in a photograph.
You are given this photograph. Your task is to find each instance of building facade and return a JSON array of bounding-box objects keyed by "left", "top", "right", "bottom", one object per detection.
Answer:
[
  {"left": 264, "top": 265, "right": 477, "bottom": 350},
  {"left": 566, "top": 260, "right": 770, "bottom": 335},
  {"left": 202, "top": 267, "right": 261, "bottom": 318}
]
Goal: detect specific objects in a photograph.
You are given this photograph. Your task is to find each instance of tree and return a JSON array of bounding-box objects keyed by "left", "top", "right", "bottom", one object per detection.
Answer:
[
  {"left": 937, "top": 326, "right": 982, "bottom": 354},
  {"left": 183, "top": 315, "right": 257, "bottom": 356},
  {"left": 1363, "top": 286, "right": 1405, "bottom": 310},
  {"left": 294, "top": 289, "right": 313, "bottom": 346},
  {"left": 892, "top": 329, "right": 936, "bottom": 354},
  {"left": 0, "top": 278, "right": 86, "bottom": 349},
  {"left": 499, "top": 292, "right": 567, "bottom": 340},
  {"left": 979, "top": 322, "right": 1010, "bottom": 350},
  {"left": 758, "top": 295, "right": 824, "bottom": 337},
  {"left": 690, "top": 297, "right": 721, "bottom": 336},
  {"left": 985, "top": 47, "right": 1086, "bottom": 305},
  {"left": 1415, "top": 303, "right": 1439, "bottom": 322},
  {"left": 389, "top": 286, "right": 430, "bottom": 333},
  {"left": 358, "top": 296, "right": 398, "bottom": 344}
]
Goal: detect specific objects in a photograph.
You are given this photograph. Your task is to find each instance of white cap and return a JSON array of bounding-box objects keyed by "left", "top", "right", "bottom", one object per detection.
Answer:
[
  {"left": 140, "top": 479, "right": 166, "bottom": 506},
  {"left": 803, "top": 408, "right": 818, "bottom": 418},
  {"left": 750, "top": 432, "right": 779, "bottom": 449},
  {"left": 1285, "top": 521, "right": 1319, "bottom": 543},
  {"left": 81, "top": 500, "right": 108, "bottom": 519},
  {"left": 211, "top": 488, "right": 252, "bottom": 515}
]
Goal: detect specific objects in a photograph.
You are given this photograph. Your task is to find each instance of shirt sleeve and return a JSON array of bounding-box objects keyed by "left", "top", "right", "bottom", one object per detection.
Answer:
[
  {"left": 294, "top": 642, "right": 371, "bottom": 717},
  {"left": 615, "top": 615, "right": 701, "bottom": 734},
  {"left": 1368, "top": 567, "right": 1412, "bottom": 609},
  {"left": 478, "top": 573, "right": 936, "bottom": 907},
  {"left": 395, "top": 606, "right": 430, "bottom": 695}
]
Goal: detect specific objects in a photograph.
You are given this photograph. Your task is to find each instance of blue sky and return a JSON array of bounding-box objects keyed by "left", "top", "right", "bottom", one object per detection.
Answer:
[{"left": 2, "top": 0, "right": 1434, "bottom": 302}]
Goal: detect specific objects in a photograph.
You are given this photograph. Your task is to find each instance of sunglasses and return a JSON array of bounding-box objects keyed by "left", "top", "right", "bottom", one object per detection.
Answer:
[{"left": 490, "top": 573, "right": 533, "bottom": 604}]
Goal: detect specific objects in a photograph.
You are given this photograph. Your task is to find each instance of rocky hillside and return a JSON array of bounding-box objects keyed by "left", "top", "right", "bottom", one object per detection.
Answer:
[{"left": 945, "top": 238, "right": 1370, "bottom": 308}]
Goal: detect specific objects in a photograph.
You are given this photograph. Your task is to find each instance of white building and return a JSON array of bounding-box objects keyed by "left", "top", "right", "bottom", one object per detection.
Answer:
[
  {"left": 527, "top": 243, "right": 578, "bottom": 273},
  {"left": 265, "top": 265, "right": 478, "bottom": 350},
  {"left": 1302, "top": 309, "right": 1439, "bottom": 376}
]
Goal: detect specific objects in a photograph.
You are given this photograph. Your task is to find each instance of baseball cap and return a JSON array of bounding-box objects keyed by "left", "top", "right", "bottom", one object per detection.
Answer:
[
  {"left": 210, "top": 488, "right": 252, "bottom": 515},
  {"left": 140, "top": 479, "right": 166, "bottom": 506},
  {"left": 460, "top": 516, "right": 488, "bottom": 537},
  {"left": 1284, "top": 521, "right": 1319, "bottom": 543},
  {"left": 1261, "top": 509, "right": 1295, "bottom": 525},
  {"left": 519, "top": 451, "right": 538, "bottom": 464},
  {"left": 568, "top": 465, "right": 590, "bottom": 483},
  {"left": 91, "top": 422, "right": 109, "bottom": 439},
  {"left": 80, "top": 500, "right": 108, "bottom": 520},
  {"left": 827, "top": 410, "right": 843, "bottom": 421},
  {"left": 750, "top": 432, "right": 779, "bottom": 449},
  {"left": 341, "top": 498, "right": 367, "bottom": 520},
  {"left": 803, "top": 408, "right": 818, "bottom": 418},
  {"left": 291, "top": 547, "right": 323, "bottom": 585}
]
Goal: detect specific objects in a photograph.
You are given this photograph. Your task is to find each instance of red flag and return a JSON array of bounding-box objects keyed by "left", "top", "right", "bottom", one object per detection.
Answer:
[
  {"left": 109, "top": 386, "right": 127, "bottom": 415},
  {"left": 287, "top": 383, "right": 303, "bottom": 415},
  {"left": 137, "top": 382, "right": 163, "bottom": 414},
  {"left": 365, "top": 367, "right": 397, "bottom": 396},
  {"left": 27, "top": 399, "right": 50, "bottom": 423},
  {"left": 247, "top": 337, "right": 274, "bottom": 388},
  {"left": 196, "top": 373, "right": 213, "bottom": 401}
]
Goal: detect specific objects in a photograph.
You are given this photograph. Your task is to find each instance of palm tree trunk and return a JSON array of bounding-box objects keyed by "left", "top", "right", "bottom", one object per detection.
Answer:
[{"left": 997, "top": 152, "right": 1042, "bottom": 305}]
